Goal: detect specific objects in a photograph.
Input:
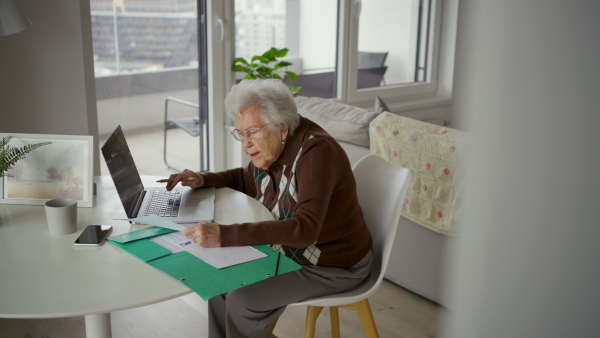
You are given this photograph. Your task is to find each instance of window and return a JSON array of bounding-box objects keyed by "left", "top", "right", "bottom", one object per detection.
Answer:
[
  {"left": 346, "top": 0, "right": 441, "bottom": 104},
  {"left": 234, "top": 0, "right": 339, "bottom": 98},
  {"left": 231, "top": 0, "right": 442, "bottom": 106},
  {"left": 90, "top": 0, "right": 209, "bottom": 171},
  {"left": 88, "top": 0, "right": 448, "bottom": 172},
  {"left": 91, "top": 1, "right": 199, "bottom": 75},
  {"left": 357, "top": 0, "right": 430, "bottom": 87},
  {"left": 234, "top": 0, "right": 287, "bottom": 59}
]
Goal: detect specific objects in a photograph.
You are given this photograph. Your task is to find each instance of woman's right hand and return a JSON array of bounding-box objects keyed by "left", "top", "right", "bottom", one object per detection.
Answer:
[
  {"left": 165, "top": 169, "right": 205, "bottom": 191},
  {"left": 182, "top": 220, "right": 221, "bottom": 248}
]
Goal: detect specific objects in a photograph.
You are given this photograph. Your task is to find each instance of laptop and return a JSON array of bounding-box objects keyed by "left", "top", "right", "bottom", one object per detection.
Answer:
[{"left": 101, "top": 125, "right": 215, "bottom": 223}]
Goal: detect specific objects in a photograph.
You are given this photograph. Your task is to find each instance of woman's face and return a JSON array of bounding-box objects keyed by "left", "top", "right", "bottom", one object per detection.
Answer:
[{"left": 235, "top": 106, "right": 288, "bottom": 170}]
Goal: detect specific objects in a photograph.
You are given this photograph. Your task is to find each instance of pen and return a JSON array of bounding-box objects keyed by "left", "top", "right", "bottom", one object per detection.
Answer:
[
  {"left": 156, "top": 177, "right": 196, "bottom": 183},
  {"left": 275, "top": 251, "right": 280, "bottom": 276}
]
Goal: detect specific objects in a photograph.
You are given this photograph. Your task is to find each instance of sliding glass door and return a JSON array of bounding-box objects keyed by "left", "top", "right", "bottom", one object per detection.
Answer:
[{"left": 90, "top": 0, "right": 208, "bottom": 173}]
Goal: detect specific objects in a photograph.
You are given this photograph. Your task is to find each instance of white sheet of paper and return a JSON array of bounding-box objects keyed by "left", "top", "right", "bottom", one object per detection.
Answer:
[
  {"left": 184, "top": 245, "right": 267, "bottom": 269},
  {"left": 149, "top": 232, "right": 267, "bottom": 269},
  {"left": 119, "top": 215, "right": 189, "bottom": 231},
  {"left": 149, "top": 231, "right": 190, "bottom": 253}
]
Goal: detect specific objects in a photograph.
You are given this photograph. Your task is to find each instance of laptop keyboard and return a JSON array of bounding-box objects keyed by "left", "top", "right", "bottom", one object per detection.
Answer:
[{"left": 143, "top": 190, "right": 182, "bottom": 217}]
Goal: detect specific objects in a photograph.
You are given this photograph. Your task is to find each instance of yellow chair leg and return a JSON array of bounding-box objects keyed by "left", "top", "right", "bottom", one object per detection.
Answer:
[
  {"left": 300, "top": 299, "right": 377, "bottom": 337},
  {"left": 330, "top": 306, "right": 341, "bottom": 338},
  {"left": 304, "top": 306, "right": 323, "bottom": 338},
  {"left": 270, "top": 316, "right": 279, "bottom": 331},
  {"left": 354, "top": 299, "right": 379, "bottom": 338}
]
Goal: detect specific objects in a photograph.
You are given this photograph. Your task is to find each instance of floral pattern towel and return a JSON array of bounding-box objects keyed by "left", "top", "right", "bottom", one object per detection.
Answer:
[{"left": 369, "top": 113, "right": 466, "bottom": 236}]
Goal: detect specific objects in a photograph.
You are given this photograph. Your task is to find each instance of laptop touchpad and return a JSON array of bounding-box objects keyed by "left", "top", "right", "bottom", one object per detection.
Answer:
[{"left": 179, "top": 187, "right": 216, "bottom": 219}]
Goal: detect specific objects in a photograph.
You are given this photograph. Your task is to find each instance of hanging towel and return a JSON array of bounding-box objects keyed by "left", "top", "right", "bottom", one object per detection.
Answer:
[{"left": 369, "top": 113, "right": 466, "bottom": 236}]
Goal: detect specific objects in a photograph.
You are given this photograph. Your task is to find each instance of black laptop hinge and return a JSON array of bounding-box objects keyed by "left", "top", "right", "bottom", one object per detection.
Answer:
[{"left": 130, "top": 190, "right": 146, "bottom": 218}]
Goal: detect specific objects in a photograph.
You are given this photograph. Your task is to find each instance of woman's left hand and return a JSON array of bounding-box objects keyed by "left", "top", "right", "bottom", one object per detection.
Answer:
[{"left": 182, "top": 220, "right": 221, "bottom": 248}]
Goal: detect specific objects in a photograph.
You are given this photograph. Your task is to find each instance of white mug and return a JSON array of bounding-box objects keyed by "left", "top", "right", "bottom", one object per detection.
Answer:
[{"left": 45, "top": 198, "right": 78, "bottom": 235}]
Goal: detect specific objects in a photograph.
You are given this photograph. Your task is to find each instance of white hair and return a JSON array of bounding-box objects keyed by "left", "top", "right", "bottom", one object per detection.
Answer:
[{"left": 224, "top": 79, "right": 300, "bottom": 135}]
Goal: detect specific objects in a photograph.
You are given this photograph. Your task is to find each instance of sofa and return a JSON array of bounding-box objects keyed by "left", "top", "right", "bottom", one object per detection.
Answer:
[{"left": 295, "top": 96, "right": 458, "bottom": 307}]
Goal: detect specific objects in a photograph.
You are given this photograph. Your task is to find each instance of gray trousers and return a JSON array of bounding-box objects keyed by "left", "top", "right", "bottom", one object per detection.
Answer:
[{"left": 208, "top": 250, "right": 373, "bottom": 338}]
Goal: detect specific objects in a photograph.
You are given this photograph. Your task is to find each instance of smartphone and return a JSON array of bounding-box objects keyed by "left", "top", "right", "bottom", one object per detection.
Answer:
[{"left": 74, "top": 225, "right": 113, "bottom": 246}]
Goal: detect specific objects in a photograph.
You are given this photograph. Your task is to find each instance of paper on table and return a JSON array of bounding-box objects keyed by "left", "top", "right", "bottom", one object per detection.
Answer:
[
  {"left": 118, "top": 215, "right": 189, "bottom": 231},
  {"left": 149, "top": 231, "right": 190, "bottom": 253},
  {"left": 185, "top": 245, "right": 267, "bottom": 269},
  {"left": 149, "top": 232, "right": 267, "bottom": 269}
]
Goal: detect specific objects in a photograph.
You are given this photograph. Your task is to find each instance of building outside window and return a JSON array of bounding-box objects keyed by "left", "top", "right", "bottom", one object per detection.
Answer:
[{"left": 91, "top": 0, "right": 198, "bottom": 75}]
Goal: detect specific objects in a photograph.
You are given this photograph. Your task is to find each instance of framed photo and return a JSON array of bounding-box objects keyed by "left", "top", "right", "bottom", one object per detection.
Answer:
[{"left": 0, "top": 133, "right": 94, "bottom": 207}]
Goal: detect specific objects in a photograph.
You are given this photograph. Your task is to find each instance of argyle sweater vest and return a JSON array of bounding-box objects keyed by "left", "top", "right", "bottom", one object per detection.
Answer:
[{"left": 253, "top": 134, "right": 322, "bottom": 265}]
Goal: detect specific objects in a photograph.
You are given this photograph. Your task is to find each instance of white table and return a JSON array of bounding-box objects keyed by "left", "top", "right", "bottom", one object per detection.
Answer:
[{"left": 0, "top": 176, "right": 273, "bottom": 338}]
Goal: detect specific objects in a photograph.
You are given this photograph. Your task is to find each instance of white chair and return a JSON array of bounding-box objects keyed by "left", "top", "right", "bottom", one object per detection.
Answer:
[{"left": 272, "top": 154, "right": 414, "bottom": 337}]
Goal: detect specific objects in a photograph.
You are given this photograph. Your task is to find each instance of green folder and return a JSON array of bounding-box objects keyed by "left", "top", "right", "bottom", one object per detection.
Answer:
[{"left": 108, "top": 227, "right": 301, "bottom": 300}]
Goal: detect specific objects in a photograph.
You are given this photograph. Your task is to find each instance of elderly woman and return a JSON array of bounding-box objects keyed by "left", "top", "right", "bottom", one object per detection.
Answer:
[{"left": 166, "top": 79, "right": 372, "bottom": 338}]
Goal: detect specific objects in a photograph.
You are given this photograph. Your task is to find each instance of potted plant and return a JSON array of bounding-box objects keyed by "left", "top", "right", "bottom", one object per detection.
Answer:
[
  {"left": 0, "top": 136, "right": 51, "bottom": 178},
  {"left": 232, "top": 47, "right": 301, "bottom": 96}
]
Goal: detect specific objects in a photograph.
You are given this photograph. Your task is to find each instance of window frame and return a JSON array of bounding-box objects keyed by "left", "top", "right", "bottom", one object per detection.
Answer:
[
  {"left": 340, "top": 0, "right": 444, "bottom": 106},
  {"left": 222, "top": 0, "right": 446, "bottom": 108},
  {"left": 206, "top": 0, "right": 231, "bottom": 172}
]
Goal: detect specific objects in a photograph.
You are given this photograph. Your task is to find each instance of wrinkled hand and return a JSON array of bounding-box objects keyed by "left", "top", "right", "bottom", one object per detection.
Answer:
[
  {"left": 166, "top": 169, "right": 205, "bottom": 191},
  {"left": 182, "top": 221, "right": 221, "bottom": 248}
]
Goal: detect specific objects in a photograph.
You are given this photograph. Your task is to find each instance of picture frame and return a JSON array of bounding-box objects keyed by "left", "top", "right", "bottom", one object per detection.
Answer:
[{"left": 0, "top": 133, "right": 94, "bottom": 207}]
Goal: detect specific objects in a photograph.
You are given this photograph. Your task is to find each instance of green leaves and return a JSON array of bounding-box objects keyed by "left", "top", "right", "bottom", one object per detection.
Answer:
[
  {"left": 284, "top": 71, "right": 298, "bottom": 81},
  {"left": 0, "top": 136, "right": 52, "bottom": 178},
  {"left": 231, "top": 47, "right": 299, "bottom": 94},
  {"left": 262, "top": 47, "right": 289, "bottom": 60},
  {"left": 288, "top": 84, "right": 302, "bottom": 96}
]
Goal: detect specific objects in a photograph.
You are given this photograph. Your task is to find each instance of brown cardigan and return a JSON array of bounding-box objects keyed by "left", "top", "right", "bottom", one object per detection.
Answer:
[{"left": 201, "top": 116, "right": 372, "bottom": 269}]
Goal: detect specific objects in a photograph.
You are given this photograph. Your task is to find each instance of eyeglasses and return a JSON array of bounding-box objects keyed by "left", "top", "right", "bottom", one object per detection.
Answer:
[{"left": 230, "top": 124, "right": 269, "bottom": 141}]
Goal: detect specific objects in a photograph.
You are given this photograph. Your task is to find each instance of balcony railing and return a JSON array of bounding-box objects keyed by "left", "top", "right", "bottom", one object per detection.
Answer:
[{"left": 95, "top": 66, "right": 199, "bottom": 135}]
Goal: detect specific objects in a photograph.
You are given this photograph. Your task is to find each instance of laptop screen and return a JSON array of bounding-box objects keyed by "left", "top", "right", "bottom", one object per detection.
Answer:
[{"left": 101, "top": 126, "right": 144, "bottom": 217}]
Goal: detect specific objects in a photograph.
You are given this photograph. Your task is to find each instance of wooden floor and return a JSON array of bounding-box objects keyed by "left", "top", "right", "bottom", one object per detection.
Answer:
[{"left": 0, "top": 126, "right": 447, "bottom": 337}]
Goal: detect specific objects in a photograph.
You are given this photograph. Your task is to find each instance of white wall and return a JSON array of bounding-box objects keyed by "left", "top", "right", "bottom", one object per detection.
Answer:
[
  {"left": 0, "top": 0, "right": 100, "bottom": 175},
  {"left": 444, "top": 1, "right": 600, "bottom": 337}
]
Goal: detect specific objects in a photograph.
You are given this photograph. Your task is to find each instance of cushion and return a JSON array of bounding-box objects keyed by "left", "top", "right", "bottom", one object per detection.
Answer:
[{"left": 294, "top": 96, "right": 380, "bottom": 148}]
